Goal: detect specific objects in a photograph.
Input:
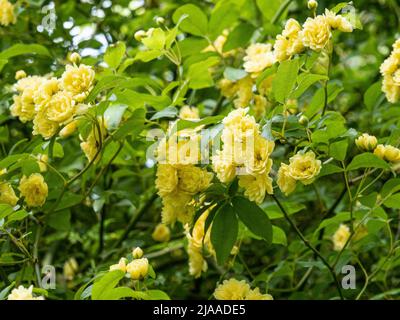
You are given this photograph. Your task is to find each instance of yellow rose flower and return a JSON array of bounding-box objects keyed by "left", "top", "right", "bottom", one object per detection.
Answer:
[
  {"left": 244, "top": 135, "right": 275, "bottom": 175},
  {"left": 355, "top": 133, "right": 378, "bottom": 151},
  {"left": 177, "top": 165, "right": 213, "bottom": 194},
  {"left": 202, "top": 30, "right": 229, "bottom": 56},
  {"left": 380, "top": 39, "right": 400, "bottom": 103},
  {"left": 32, "top": 110, "right": 59, "bottom": 139},
  {"left": 287, "top": 151, "right": 321, "bottom": 185},
  {"left": 156, "top": 164, "right": 178, "bottom": 197},
  {"left": 161, "top": 190, "right": 194, "bottom": 225},
  {"left": 245, "top": 288, "right": 273, "bottom": 300},
  {"left": 61, "top": 64, "right": 95, "bottom": 102},
  {"left": 179, "top": 105, "right": 200, "bottom": 120},
  {"left": 37, "top": 154, "right": 48, "bottom": 172},
  {"left": 126, "top": 258, "right": 149, "bottom": 280},
  {"left": 214, "top": 279, "right": 251, "bottom": 300},
  {"left": 11, "top": 76, "right": 44, "bottom": 123},
  {"left": 18, "top": 173, "right": 48, "bottom": 207},
  {"left": 243, "top": 43, "right": 275, "bottom": 76},
  {"left": 7, "top": 285, "right": 44, "bottom": 300},
  {"left": 301, "top": 15, "right": 331, "bottom": 51},
  {"left": 253, "top": 94, "right": 269, "bottom": 119},
  {"left": 233, "top": 76, "right": 254, "bottom": 108},
  {"left": 0, "top": 0, "right": 16, "bottom": 26},
  {"left": 33, "top": 78, "right": 60, "bottom": 108},
  {"left": 332, "top": 224, "right": 350, "bottom": 251},
  {"left": 152, "top": 223, "right": 171, "bottom": 242},
  {"left": 109, "top": 257, "right": 128, "bottom": 272},
  {"left": 274, "top": 18, "right": 304, "bottom": 62},
  {"left": 212, "top": 151, "right": 237, "bottom": 183},
  {"left": 374, "top": 144, "right": 400, "bottom": 163},
  {"left": 324, "top": 9, "right": 353, "bottom": 32},
  {"left": 238, "top": 172, "right": 273, "bottom": 204},
  {"left": 0, "top": 181, "right": 19, "bottom": 206},
  {"left": 218, "top": 78, "right": 236, "bottom": 99},
  {"left": 277, "top": 163, "right": 297, "bottom": 196},
  {"left": 44, "top": 91, "right": 76, "bottom": 124}
]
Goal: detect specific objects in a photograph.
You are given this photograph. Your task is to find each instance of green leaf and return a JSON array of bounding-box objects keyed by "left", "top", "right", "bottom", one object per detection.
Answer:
[
  {"left": 104, "top": 104, "right": 127, "bottom": 130},
  {"left": 305, "top": 82, "right": 343, "bottom": 118},
  {"left": 256, "top": 0, "right": 284, "bottom": 21},
  {"left": 150, "top": 106, "right": 178, "bottom": 120},
  {"left": 176, "top": 115, "right": 223, "bottom": 130},
  {"left": 46, "top": 209, "right": 71, "bottom": 231},
  {"left": 209, "top": 0, "right": 239, "bottom": 40},
  {"left": 262, "top": 201, "right": 305, "bottom": 219},
  {"left": 381, "top": 178, "right": 400, "bottom": 198},
  {"left": 318, "top": 163, "right": 344, "bottom": 178},
  {"left": 143, "top": 290, "right": 170, "bottom": 300},
  {"left": 315, "top": 212, "right": 351, "bottom": 233},
  {"left": 273, "top": 59, "right": 299, "bottom": 103},
  {"left": 134, "top": 49, "right": 163, "bottom": 62},
  {"left": 364, "top": 81, "right": 383, "bottom": 111},
  {"left": 6, "top": 210, "right": 29, "bottom": 224},
  {"left": 91, "top": 270, "right": 125, "bottom": 300},
  {"left": 291, "top": 73, "right": 328, "bottom": 99},
  {"left": 173, "top": 4, "right": 208, "bottom": 36},
  {"left": 0, "top": 204, "right": 15, "bottom": 220},
  {"left": 211, "top": 203, "right": 238, "bottom": 265},
  {"left": 187, "top": 56, "right": 220, "bottom": 89},
  {"left": 347, "top": 153, "right": 390, "bottom": 171},
  {"left": 113, "top": 108, "right": 146, "bottom": 140},
  {"left": 383, "top": 194, "right": 400, "bottom": 209},
  {"left": 104, "top": 41, "right": 126, "bottom": 69},
  {"left": 223, "top": 67, "right": 248, "bottom": 81},
  {"left": 329, "top": 139, "right": 348, "bottom": 161},
  {"left": 0, "top": 282, "right": 15, "bottom": 300},
  {"left": 142, "top": 28, "right": 166, "bottom": 50},
  {"left": 0, "top": 44, "right": 51, "bottom": 60},
  {"left": 223, "top": 22, "right": 255, "bottom": 52},
  {"left": 231, "top": 196, "right": 272, "bottom": 244},
  {"left": 272, "top": 226, "right": 287, "bottom": 246}
]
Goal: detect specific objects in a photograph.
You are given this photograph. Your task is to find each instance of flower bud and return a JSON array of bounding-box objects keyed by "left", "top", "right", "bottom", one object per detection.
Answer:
[
  {"left": 299, "top": 115, "right": 309, "bottom": 126},
  {"left": 152, "top": 223, "right": 171, "bottom": 242},
  {"left": 68, "top": 52, "right": 81, "bottom": 64},
  {"left": 109, "top": 257, "right": 128, "bottom": 272},
  {"left": 355, "top": 133, "right": 377, "bottom": 151},
  {"left": 155, "top": 17, "right": 165, "bottom": 25},
  {"left": 59, "top": 120, "right": 78, "bottom": 138},
  {"left": 63, "top": 258, "right": 79, "bottom": 281},
  {"left": 15, "top": 70, "right": 27, "bottom": 80},
  {"left": 132, "top": 247, "right": 144, "bottom": 259},
  {"left": 134, "top": 30, "right": 146, "bottom": 41},
  {"left": 307, "top": 0, "right": 318, "bottom": 10},
  {"left": 126, "top": 258, "right": 149, "bottom": 280}
]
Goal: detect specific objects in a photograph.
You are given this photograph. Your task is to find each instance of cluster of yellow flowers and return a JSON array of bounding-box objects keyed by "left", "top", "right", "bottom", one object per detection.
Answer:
[
  {"left": 155, "top": 107, "right": 213, "bottom": 225},
  {"left": 109, "top": 247, "right": 149, "bottom": 280},
  {"left": 243, "top": 9, "right": 352, "bottom": 75},
  {"left": 185, "top": 207, "right": 214, "bottom": 278},
  {"left": 356, "top": 133, "right": 400, "bottom": 164},
  {"left": 212, "top": 108, "right": 275, "bottom": 204},
  {"left": 7, "top": 285, "right": 44, "bottom": 300},
  {"left": 332, "top": 224, "right": 350, "bottom": 251},
  {"left": 0, "top": 0, "right": 16, "bottom": 26},
  {"left": 380, "top": 39, "right": 400, "bottom": 103},
  {"left": 277, "top": 151, "right": 321, "bottom": 196},
  {"left": 0, "top": 172, "right": 48, "bottom": 208},
  {"left": 213, "top": 278, "right": 273, "bottom": 300},
  {"left": 218, "top": 76, "right": 272, "bottom": 119},
  {"left": 10, "top": 54, "right": 95, "bottom": 140}
]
